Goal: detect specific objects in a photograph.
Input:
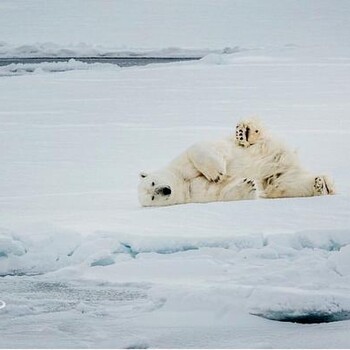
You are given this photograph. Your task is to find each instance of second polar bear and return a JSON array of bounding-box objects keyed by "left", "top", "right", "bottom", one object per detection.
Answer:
[{"left": 138, "top": 119, "right": 335, "bottom": 206}]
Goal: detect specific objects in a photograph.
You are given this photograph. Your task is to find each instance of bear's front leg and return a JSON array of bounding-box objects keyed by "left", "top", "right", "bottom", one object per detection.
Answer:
[{"left": 187, "top": 142, "right": 227, "bottom": 183}]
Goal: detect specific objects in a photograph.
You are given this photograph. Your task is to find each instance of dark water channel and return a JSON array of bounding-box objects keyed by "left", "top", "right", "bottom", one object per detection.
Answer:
[{"left": 0, "top": 56, "right": 201, "bottom": 67}]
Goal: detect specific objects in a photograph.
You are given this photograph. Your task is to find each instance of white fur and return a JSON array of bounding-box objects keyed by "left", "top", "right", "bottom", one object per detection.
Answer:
[
  {"left": 138, "top": 119, "right": 335, "bottom": 207},
  {"left": 230, "top": 119, "right": 335, "bottom": 198},
  {"left": 138, "top": 141, "right": 258, "bottom": 207}
]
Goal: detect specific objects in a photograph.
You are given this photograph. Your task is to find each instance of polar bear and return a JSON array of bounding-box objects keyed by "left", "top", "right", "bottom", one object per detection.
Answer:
[
  {"left": 138, "top": 165, "right": 258, "bottom": 207},
  {"left": 138, "top": 119, "right": 335, "bottom": 207}
]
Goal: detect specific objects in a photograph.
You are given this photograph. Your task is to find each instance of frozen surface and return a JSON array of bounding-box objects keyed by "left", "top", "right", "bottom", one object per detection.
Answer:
[
  {"left": 0, "top": 50, "right": 350, "bottom": 348},
  {"left": 0, "top": 59, "right": 120, "bottom": 77},
  {"left": 1, "top": 1, "right": 350, "bottom": 346}
]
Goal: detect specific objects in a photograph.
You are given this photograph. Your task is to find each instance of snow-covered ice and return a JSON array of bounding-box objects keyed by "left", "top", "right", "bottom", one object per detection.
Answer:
[
  {"left": 1, "top": 0, "right": 350, "bottom": 348},
  {"left": 0, "top": 49, "right": 349, "bottom": 348}
]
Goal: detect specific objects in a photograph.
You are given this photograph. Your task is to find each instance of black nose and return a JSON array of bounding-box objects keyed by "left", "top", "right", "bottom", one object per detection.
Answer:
[{"left": 162, "top": 187, "right": 171, "bottom": 195}]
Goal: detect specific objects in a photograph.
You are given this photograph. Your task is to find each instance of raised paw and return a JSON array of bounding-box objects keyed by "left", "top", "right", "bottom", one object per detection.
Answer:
[
  {"left": 235, "top": 120, "right": 262, "bottom": 147},
  {"left": 313, "top": 176, "right": 335, "bottom": 196}
]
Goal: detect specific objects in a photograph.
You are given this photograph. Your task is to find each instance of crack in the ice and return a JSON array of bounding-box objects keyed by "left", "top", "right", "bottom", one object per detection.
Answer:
[
  {"left": 120, "top": 243, "right": 139, "bottom": 258},
  {"left": 119, "top": 242, "right": 200, "bottom": 258},
  {"left": 0, "top": 271, "right": 44, "bottom": 278}
]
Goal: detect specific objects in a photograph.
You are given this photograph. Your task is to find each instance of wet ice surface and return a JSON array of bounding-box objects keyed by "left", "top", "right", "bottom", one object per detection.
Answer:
[
  {"left": 0, "top": 276, "right": 157, "bottom": 348},
  {"left": 2, "top": 276, "right": 349, "bottom": 349},
  {"left": 1, "top": 278, "right": 148, "bottom": 310},
  {"left": 1, "top": 233, "right": 350, "bottom": 348}
]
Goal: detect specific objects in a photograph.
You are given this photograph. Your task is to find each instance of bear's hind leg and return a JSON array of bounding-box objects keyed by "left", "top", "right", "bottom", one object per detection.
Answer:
[
  {"left": 313, "top": 176, "right": 335, "bottom": 196},
  {"left": 261, "top": 172, "right": 335, "bottom": 198}
]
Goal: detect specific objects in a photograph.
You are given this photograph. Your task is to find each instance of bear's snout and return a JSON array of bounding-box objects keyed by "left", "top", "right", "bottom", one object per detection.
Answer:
[{"left": 161, "top": 186, "right": 172, "bottom": 196}]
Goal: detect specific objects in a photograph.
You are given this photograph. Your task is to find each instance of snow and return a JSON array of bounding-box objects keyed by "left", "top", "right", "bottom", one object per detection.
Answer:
[
  {"left": 0, "top": 58, "right": 120, "bottom": 77},
  {"left": 329, "top": 245, "right": 350, "bottom": 276},
  {"left": 0, "top": 51, "right": 349, "bottom": 348},
  {"left": 1, "top": 0, "right": 350, "bottom": 348}
]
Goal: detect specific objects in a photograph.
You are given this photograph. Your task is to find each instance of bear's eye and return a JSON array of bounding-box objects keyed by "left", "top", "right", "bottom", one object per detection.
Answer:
[
  {"left": 151, "top": 182, "right": 155, "bottom": 186},
  {"left": 255, "top": 130, "right": 259, "bottom": 133},
  {"left": 151, "top": 196, "right": 155, "bottom": 200}
]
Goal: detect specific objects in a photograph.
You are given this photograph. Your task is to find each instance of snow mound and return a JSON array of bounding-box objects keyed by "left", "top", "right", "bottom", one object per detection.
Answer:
[
  {"left": 198, "top": 46, "right": 350, "bottom": 66},
  {"left": 0, "top": 229, "right": 264, "bottom": 276},
  {"left": 0, "top": 42, "right": 237, "bottom": 58},
  {"left": 0, "top": 225, "right": 82, "bottom": 276},
  {"left": 266, "top": 229, "right": 350, "bottom": 251},
  {"left": 249, "top": 287, "right": 350, "bottom": 323},
  {"left": 0, "top": 58, "right": 119, "bottom": 76},
  {"left": 0, "top": 231, "right": 26, "bottom": 257},
  {"left": 1, "top": 227, "right": 350, "bottom": 276},
  {"left": 329, "top": 245, "right": 350, "bottom": 276}
]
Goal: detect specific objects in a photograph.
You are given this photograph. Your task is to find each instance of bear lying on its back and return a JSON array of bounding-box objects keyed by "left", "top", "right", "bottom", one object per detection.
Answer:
[
  {"left": 138, "top": 119, "right": 335, "bottom": 207},
  {"left": 138, "top": 140, "right": 258, "bottom": 207}
]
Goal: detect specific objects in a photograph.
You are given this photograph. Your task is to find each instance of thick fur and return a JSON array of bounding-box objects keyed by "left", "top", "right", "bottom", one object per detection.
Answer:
[
  {"left": 230, "top": 119, "right": 335, "bottom": 198},
  {"left": 138, "top": 119, "right": 335, "bottom": 207},
  {"left": 138, "top": 141, "right": 258, "bottom": 207}
]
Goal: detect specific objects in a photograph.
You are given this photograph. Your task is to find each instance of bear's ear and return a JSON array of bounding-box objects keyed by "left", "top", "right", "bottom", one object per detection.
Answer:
[{"left": 139, "top": 171, "right": 148, "bottom": 179}]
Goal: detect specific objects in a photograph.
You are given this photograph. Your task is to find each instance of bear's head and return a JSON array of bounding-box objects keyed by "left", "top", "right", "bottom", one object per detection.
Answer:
[{"left": 138, "top": 170, "right": 179, "bottom": 207}]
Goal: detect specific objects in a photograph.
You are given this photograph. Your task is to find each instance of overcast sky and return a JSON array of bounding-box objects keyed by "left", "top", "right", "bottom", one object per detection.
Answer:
[{"left": 0, "top": 0, "right": 349, "bottom": 49}]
